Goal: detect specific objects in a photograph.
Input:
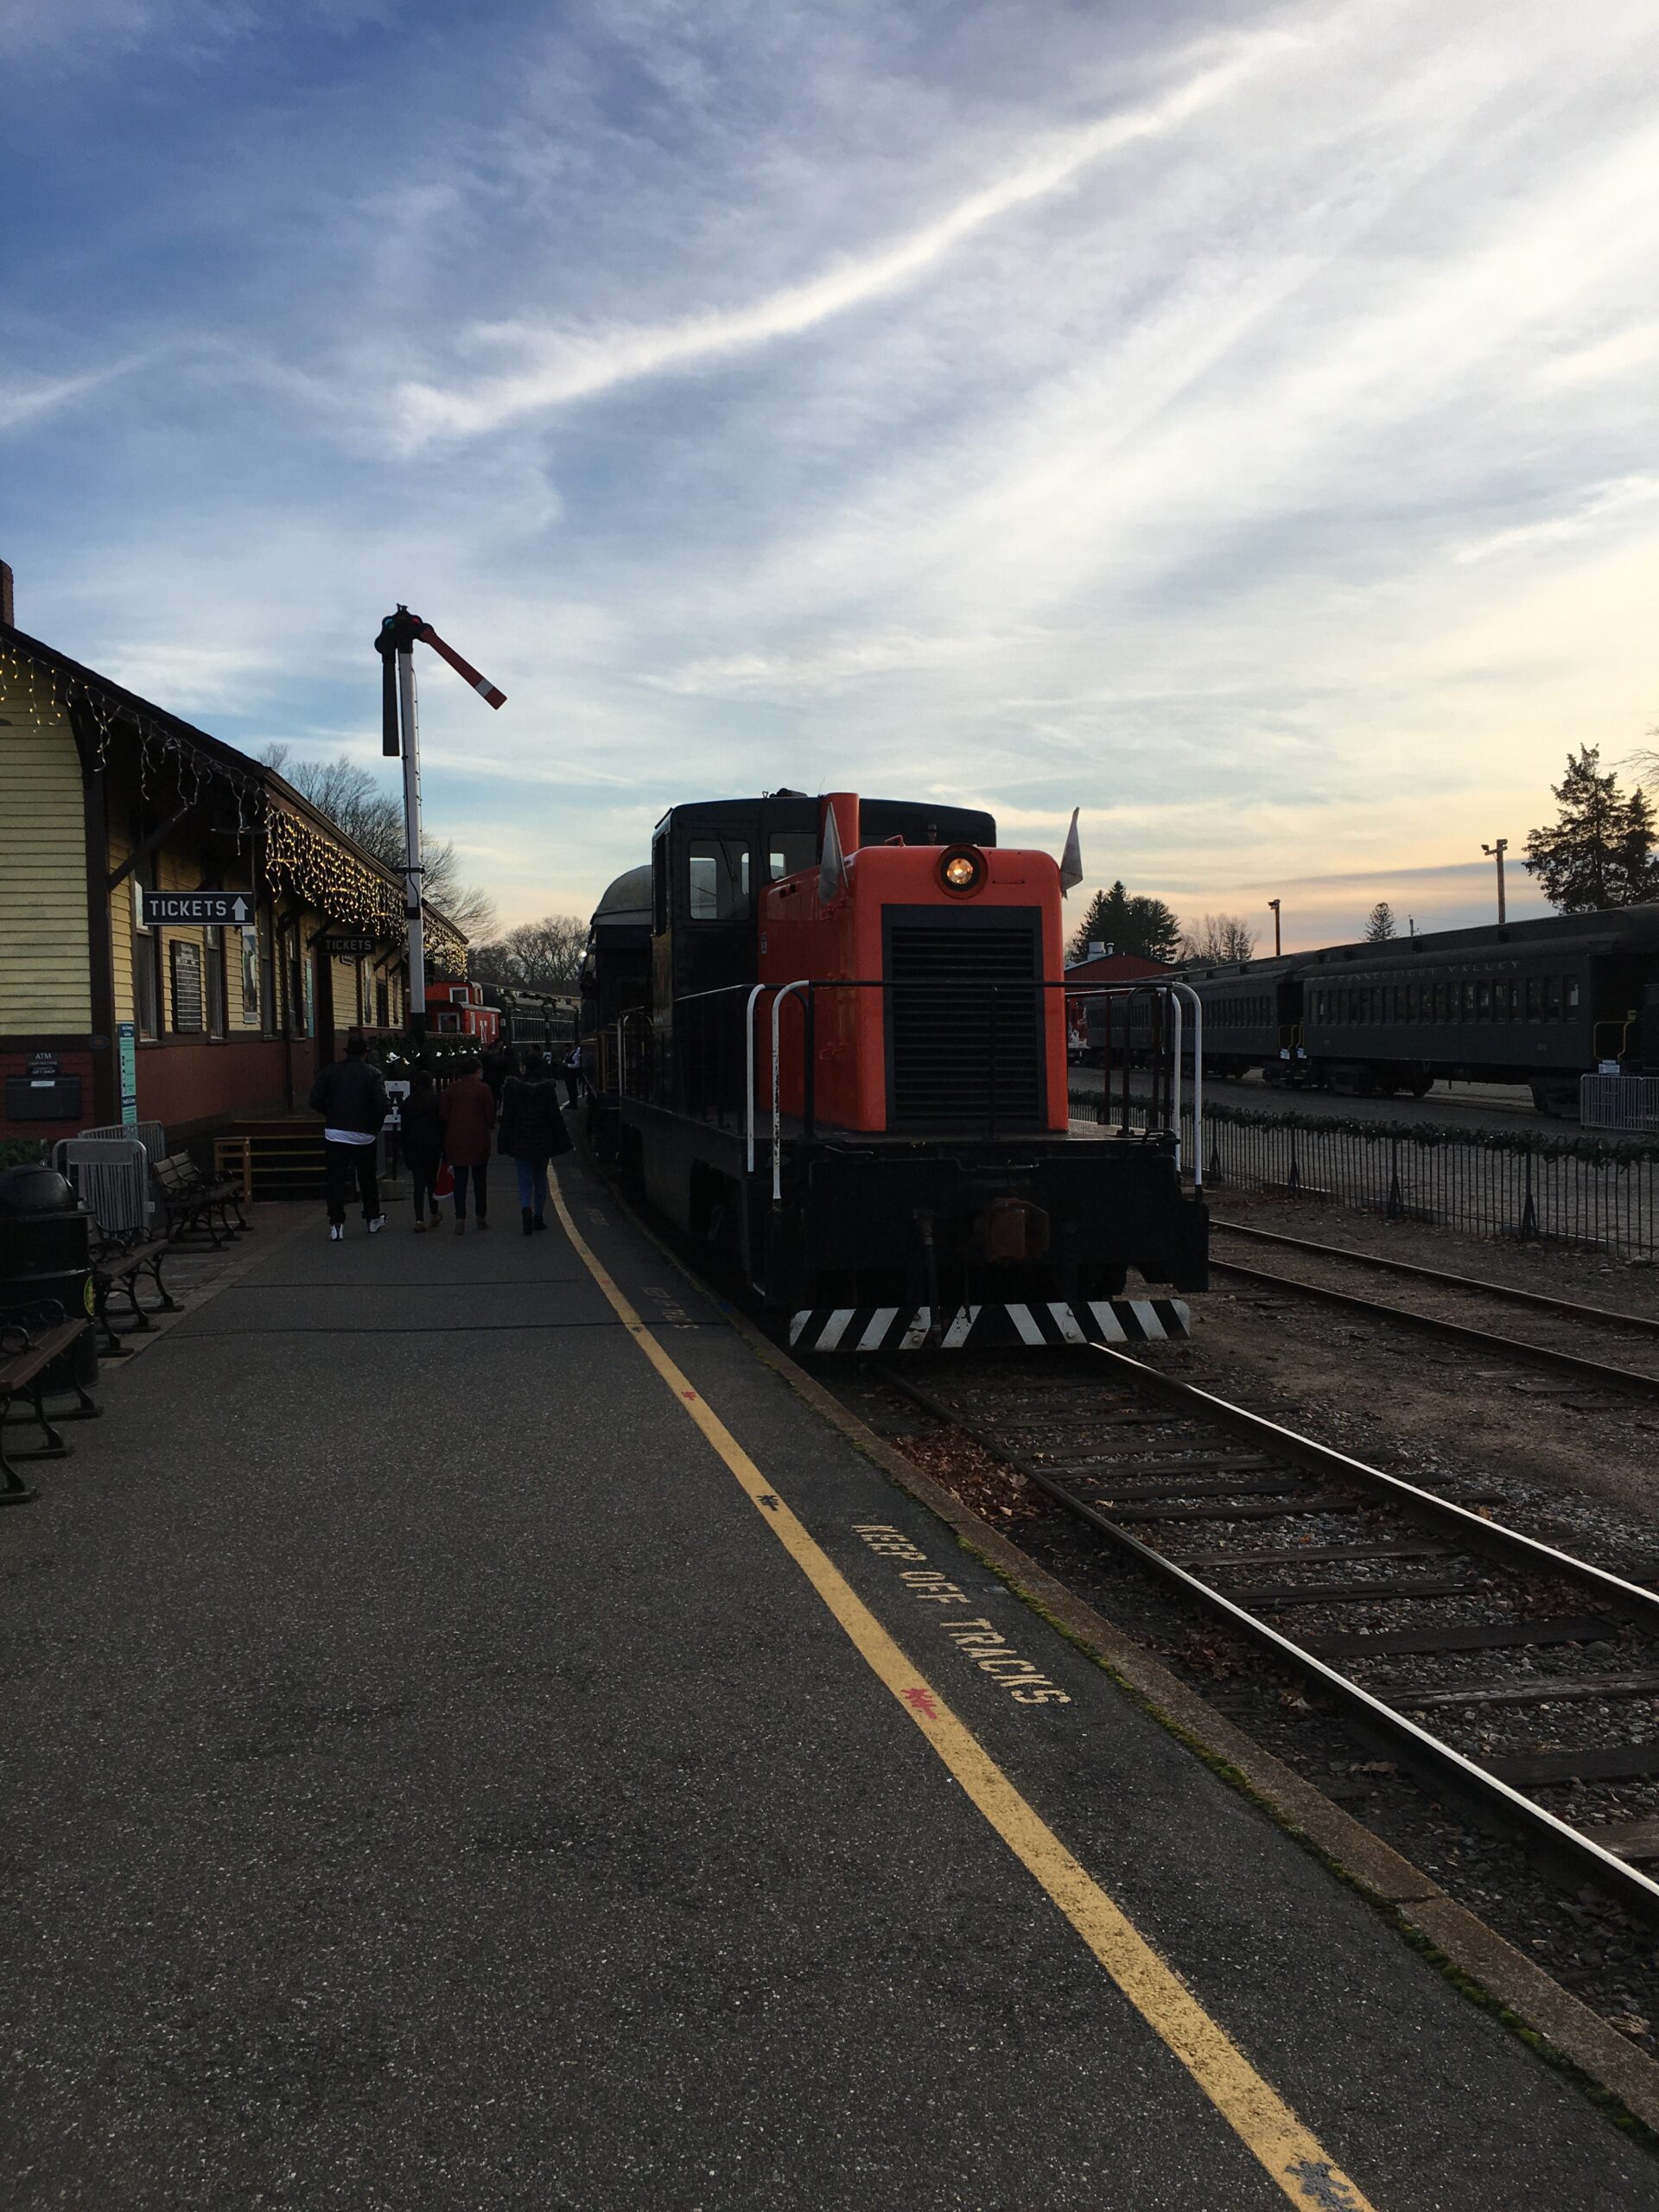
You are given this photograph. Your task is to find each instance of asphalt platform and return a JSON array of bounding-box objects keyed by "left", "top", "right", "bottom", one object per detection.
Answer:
[{"left": 4, "top": 1146, "right": 1658, "bottom": 2209}]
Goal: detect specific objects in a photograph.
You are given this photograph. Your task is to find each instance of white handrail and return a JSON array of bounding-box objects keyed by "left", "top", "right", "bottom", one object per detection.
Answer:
[
  {"left": 770, "top": 981, "right": 812, "bottom": 1201},
  {"left": 744, "top": 982, "right": 768, "bottom": 1173},
  {"left": 1169, "top": 982, "right": 1204, "bottom": 1190},
  {"left": 1168, "top": 988, "right": 1182, "bottom": 1173}
]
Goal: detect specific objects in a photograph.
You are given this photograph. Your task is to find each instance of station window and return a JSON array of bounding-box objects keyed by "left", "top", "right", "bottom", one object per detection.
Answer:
[
  {"left": 376, "top": 977, "right": 390, "bottom": 1027},
  {"left": 202, "top": 934, "right": 226, "bottom": 1037},
  {"left": 239, "top": 925, "right": 261, "bottom": 1028},
  {"left": 169, "top": 940, "right": 205, "bottom": 1032},
  {"left": 687, "top": 837, "right": 751, "bottom": 921}
]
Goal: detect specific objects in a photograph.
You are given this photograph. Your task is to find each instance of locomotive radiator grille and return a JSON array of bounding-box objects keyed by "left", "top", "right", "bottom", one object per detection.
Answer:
[{"left": 884, "top": 909, "right": 1045, "bottom": 1130}]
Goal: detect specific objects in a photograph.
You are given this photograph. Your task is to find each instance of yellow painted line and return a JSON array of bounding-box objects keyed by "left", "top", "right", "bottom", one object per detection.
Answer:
[{"left": 550, "top": 1174, "right": 1378, "bottom": 2212}]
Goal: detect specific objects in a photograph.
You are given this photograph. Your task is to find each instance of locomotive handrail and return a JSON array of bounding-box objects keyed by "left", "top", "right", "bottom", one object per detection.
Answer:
[
  {"left": 770, "top": 982, "right": 813, "bottom": 1201},
  {"left": 730, "top": 976, "right": 1186, "bottom": 1179}
]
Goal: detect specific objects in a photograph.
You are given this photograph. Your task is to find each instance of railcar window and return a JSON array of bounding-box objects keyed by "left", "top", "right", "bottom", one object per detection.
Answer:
[
  {"left": 1542, "top": 976, "right": 1559, "bottom": 1020},
  {"left": 1566, "top": 977, "right": 1581, "bottom": 1014},
  {"left": 687, "top": 838, "right": 752, "bottom": 920},
  {"left": 1474, "top": 980, "right": 1490, "bottom": 1019},
  {"left": 768, "top": 833, "right": 818, "bottom": 881}
]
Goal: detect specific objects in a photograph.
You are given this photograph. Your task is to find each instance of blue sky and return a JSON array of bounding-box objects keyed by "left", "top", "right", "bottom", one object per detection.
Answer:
[{"left": 4, "top": 0, "right": 1657, "bottom": 950}]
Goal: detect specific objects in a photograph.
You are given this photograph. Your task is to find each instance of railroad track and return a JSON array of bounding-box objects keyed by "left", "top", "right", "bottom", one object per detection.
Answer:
[
  {"left": 1207, "top": 1221, "right": 1659, "bottom": 1399},
  {"left": 875, "top": 1347, "right": 1659, "bottom": 1925}
]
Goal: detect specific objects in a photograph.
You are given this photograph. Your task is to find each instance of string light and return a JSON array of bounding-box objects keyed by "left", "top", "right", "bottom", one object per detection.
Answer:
[{"left": 0, "top": 632, "right": 468, "bottom": 975}]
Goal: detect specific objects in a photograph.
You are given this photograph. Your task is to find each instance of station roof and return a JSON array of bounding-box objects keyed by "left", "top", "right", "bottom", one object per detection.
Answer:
[{"left": 0, "top": 618, "right": 468, "bottom": 969}]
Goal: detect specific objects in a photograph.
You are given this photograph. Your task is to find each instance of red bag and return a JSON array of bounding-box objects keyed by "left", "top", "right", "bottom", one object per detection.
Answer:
[{"left": 434, "top": 1161, "right": 455, "bottom": 1198}]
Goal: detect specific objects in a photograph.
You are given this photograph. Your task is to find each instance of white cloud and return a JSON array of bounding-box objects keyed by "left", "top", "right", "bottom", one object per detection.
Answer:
[{"left": 390, "top": 28, "right": 1296, "bottom": 445}]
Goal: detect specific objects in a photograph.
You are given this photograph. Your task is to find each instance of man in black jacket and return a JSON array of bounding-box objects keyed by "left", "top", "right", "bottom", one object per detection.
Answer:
[{"left": 308, "top": 1033, "right": 391, "bottom": 1243}]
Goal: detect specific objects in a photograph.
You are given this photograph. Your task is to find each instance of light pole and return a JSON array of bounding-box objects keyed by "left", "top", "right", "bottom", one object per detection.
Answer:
[
  {"left": 1268, "top": 898, "right": 1281, "bottom": 957},
  {"left": 1481, "top": 838, "right": 1509, "bottom": 925}
]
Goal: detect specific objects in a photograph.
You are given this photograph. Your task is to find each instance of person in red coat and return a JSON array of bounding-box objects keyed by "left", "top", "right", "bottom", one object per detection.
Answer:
[{"left": 439, "top": 1058, "right": 497, "bottom": 1235}]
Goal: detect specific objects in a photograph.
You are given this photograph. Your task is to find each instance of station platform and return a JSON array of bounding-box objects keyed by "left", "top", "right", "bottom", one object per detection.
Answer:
[{"left": 3, "top": 1147, "right": 1656, "bottom": 2209}]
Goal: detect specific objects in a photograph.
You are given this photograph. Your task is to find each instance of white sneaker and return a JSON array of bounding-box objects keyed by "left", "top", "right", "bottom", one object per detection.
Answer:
[
  {"left": 367, "top": 1216, "right": 386, "bottom": 1235},
  {"left": 329, "top": 1224, "right": 345, "bottom": 1243}
]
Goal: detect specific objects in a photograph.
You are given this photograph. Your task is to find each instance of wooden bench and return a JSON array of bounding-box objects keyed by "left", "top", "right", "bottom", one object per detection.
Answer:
[
  {"left": 0, "top": 1306, "right": 99, "bottom": 1505},
  {"left": 154, "top": 1154, "right": 249, "bottom": 1247},
  {"left": 92, "top": 1231, "right": 179, "bottom": 1354}
]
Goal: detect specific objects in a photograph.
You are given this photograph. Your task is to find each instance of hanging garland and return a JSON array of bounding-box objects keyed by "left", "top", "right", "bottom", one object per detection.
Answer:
[{"left": 0, "top": 629, "right": 468, "bottom": 974}]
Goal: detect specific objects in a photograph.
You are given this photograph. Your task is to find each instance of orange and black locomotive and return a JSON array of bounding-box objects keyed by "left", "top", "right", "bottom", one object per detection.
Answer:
[{"left": 582, "top": 790, "right": 1205, "bottom": 1349}]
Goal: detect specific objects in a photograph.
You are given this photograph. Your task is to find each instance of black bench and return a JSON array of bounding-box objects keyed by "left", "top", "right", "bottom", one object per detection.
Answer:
[
  {"left": 154, "top": 1154, "right": 249, "bottom": 1247},
  {"left": 92, "top": 1231, "right": 179, "bottom": 1354},
  {"left": 0, "top": 1304, "right": 99, "bottom": 1504}
]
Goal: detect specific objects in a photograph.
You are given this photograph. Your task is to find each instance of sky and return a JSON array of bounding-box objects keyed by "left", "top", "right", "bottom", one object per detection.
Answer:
[{"left": 3, "top": 0, "right": 1657, "bottom": 951}]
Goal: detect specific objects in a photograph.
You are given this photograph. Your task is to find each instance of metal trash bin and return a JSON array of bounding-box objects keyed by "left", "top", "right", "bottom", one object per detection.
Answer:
[{"left": 0, "top": 1165, "right": 98, "bottom": 1388}]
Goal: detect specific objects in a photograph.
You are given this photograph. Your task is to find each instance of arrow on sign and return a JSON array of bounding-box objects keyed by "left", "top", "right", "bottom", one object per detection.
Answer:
[{"left": 232, "top": 897, "right": 249, "bottom": 922}]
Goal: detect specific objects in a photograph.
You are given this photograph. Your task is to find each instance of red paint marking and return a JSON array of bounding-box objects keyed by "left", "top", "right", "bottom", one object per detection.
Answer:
[
  {"left": 903, "top": 1686, "right": 940, "bottom": 1719},
  {"left": 682, "top": 1389, "right": 698, "bottom": 1401}
]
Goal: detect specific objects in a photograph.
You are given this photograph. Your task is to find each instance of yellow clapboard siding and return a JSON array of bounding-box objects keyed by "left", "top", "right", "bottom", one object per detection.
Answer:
[{"left": 0, "top": 658, "right": 91, "bottom": 1030}]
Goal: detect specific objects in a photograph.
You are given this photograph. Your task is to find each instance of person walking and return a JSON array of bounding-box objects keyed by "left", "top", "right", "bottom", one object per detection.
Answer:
[
  {"left": 498, "top": 1044, "right": 572, "bottom": 1234},
  {"left": 308, "top": 1033, "right": 389, "bottom": 1243},
  {"left": 561, "top": 1043, "right": 583, "bottom": 1111},
  {"left": 400, "top": 1066, "right": 444, "bottom": 1232},
  {"left": 439, "top": 1055, "right": 496, "bottom": 1235},
  {"left": 480, "top": 1042, "right": 511, "bottom": 1103}
]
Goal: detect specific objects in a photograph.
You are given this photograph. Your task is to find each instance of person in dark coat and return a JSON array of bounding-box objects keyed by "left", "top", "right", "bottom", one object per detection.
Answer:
[
  {"left": 480, "top": 1045, "right": 511, "bottom": 1102},
  {"left": 439, "top": 1057, "right": 496, "bottom": 1234},
  {"left": 308, "top": 1033, "right": 390, "bottom": 1242},
  {"left": 498, "top": 1046, "right": 573, "bottom": 1233},
  {"left": 400, "top": 1066, "right": 444, "bottom": 1232}
]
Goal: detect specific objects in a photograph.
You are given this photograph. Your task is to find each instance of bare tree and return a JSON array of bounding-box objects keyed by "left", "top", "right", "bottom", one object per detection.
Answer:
[
  {"left": 468, "top": 915, "right": 588, "bottom": 993},
  {"left": 259, "top": 745, "right": 498, "bottom": 939},
  {"left": 1179, "top": 913, "right": 1257, "bottom": 963}
]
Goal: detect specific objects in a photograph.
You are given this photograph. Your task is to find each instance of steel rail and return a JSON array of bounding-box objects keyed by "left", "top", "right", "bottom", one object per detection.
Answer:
[
  {"left": 876, "top": 1351, "right": 1659, "bottom": 1925},
  {"left": 1212, "top": 1218, "right": 1659, "bottom": 1338},
  {"left": 1208, "top": 1255, "right": 1659, "bottom": 1398}
]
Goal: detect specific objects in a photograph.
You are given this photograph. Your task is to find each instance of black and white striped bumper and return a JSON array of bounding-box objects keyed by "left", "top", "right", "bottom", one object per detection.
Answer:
[{"left": 787, "top": 1298, "right": 1191, "bottom": 1353}]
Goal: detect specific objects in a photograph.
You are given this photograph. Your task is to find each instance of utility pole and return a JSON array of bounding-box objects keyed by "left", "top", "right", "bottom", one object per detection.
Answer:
[
  {"left": 375, "top": 607, "right": 506, "bottom": 1047},
  {"left": 1481, "top": 838, "right": 1509, "bottom": 925},
  {"left": 1268, "top": 898, "right": 1281, "bottom": 957}
]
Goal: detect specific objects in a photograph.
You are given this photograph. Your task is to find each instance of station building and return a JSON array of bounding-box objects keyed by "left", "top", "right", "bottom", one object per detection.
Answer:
[{"left": 0, "top": 566, "right": 467, "bottom": 1145}]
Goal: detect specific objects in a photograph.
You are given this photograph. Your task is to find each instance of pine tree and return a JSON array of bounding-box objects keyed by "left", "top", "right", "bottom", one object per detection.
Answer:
[
  {"left": 1364, "top": 901, "right": 1397, "bottom": 943},
  {"left": 1614, "top": 784, "right": 1659, "bottom": 906},
  {"left": 1523, "top": 746, "right": 1656, "bottom": 912},
  {"left": 1067, "top": 880, "right": 1181, "bottom": 964}
]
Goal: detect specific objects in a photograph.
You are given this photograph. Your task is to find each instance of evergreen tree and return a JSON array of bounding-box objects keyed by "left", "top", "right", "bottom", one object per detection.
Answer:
[
  {"left": 1067, "top": 880, "right": 1181, "bottom": 964},
  {"left": 1614, "top": 784, "right": 1659, "bottom": 906},
  {"left": 1524, "top": 746, "right": 1656, "bottom": 911},
  {"left": 1364, "top": 900, "right": 1397, "bottom": 943}
]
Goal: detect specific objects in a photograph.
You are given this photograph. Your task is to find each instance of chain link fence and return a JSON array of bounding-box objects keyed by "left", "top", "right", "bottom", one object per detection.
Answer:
[{"left": 1071, "top": 1093, "right": 1659, "bottom": 1258}]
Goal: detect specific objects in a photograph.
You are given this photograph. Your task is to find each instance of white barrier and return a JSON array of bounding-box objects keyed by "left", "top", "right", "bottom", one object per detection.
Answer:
[
  {"left": 1580, "top": 1075, "right": 1659, "bottom": 1134},
  {"left": 53, "top": 1136, "right": 156, "bottom": 1234}
]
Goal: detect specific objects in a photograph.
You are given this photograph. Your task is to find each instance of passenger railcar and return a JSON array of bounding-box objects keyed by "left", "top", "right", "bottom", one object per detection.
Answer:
[
  {"left": 584, "top": 791, "right": 1206, "bottom": 1349},
  {"left": 580, "top": 863, "right": 652, "bottom": 1160},
  {"left": 1173, "top": 906, "right": 1659, "bottom": 1110}
]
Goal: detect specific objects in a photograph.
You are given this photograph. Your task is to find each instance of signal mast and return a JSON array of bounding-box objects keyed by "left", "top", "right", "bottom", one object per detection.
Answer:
[{"left": 374, "top": 607, "right": 506, "bottom": 1044}]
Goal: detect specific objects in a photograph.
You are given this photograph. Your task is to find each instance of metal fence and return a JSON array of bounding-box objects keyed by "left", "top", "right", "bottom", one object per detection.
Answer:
[
  {"left": 1580, "top": 1074, "right": 1659, "bottom": 1133},
  {"left": 1071, "top": 1094, "right": 1659, "bottom": 1258}
]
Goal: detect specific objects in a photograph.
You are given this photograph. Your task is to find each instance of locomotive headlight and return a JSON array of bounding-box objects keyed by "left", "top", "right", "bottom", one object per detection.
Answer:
[{"left": 939, "top": 846, "right": 987, "bottom": 894}]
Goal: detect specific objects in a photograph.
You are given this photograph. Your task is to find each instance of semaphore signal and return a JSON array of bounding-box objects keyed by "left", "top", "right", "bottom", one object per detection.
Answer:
[{"left": 373, "top": 606, "right": 506, "bottom": 1043}]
